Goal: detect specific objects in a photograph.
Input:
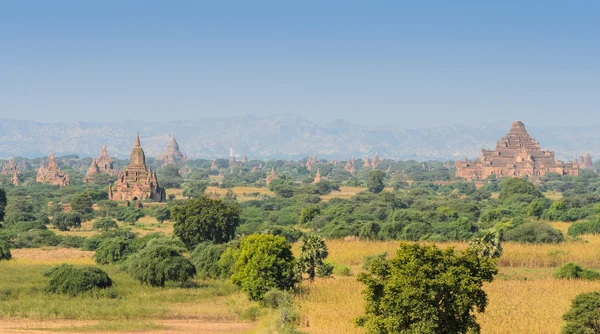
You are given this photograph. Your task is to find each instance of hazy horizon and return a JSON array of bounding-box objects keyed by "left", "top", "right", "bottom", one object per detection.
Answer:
[{"left": 2, "top": 1, "right": 599, "bottom": 128}]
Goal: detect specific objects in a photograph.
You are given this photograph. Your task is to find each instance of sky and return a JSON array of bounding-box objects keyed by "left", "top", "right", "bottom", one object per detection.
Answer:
[{"left": 1, "top": 1, "right": 599, "bottom": 128}]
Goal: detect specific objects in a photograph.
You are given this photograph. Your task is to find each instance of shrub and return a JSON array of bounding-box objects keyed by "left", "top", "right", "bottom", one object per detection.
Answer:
[
  {"left": 554, "top": 263, "right": 600, "bottom": 280},
  {"left": 93, "top": 218, "right": 118, "bottom": 231},
  {"left": 230, "top": 234, "right": 298, "bottom": 300},
  {"left": 362, "top": 252, "right": 387, "bottom": 270},
  {"left": 562, "top": 292, "right": 600, "bottom": 334},
  {"left": 359, "top": 222, "right": 381, "bottom": 241},
  {"left": 44, "top": 264, "right": 112, "bottom": 296},
  {"left": 59, "top": 235, "right": 86, "bottom": 248},
  {"left": 262, "top": 288, "right": 293, "bottom": 309},
  {"left": 94, "top": 237, "right": 135, "bottom": 264},
  {"left": 317, "top": 262, "right": 334, "bottom": 277},
  {"left": 125, "top": 240, "right": 196, "bottom": 287},
  {"left": 568, "top": 219, "right": 600, "bottom": 237},
  {"left": 356, "top": 243, "right": 497, "bottom": 333},
  {"left": 189, "top": 242, "right": 229, "bottom": 279},
  {"left": 172, "top": 196, "right": 240, "bottom": 249},
  {"left": 52, "top": 212, "right": 82, "bottom": 231},
  {"left": 332, "top": 263, "right": 352, "bottom": 276},
  {"left": 14, "top": 229, "right": 61, "bottom": 248},
  {"left": 503, "top": 222, "right": 564, "bottom": 243},
  {"left": 0, "top": 241, "right": 11, "bottom": 261}
]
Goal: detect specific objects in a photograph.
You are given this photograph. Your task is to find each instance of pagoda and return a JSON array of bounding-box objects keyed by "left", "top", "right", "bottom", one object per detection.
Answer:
[
  {"left": 2, "top": 157, "right": 19, "bottom": 176},
  {"left": 109, "top": 135, "right": 165, "bottom": 202},
  {"left": 456, "top": 121, "right": 579, "bottom": 181},
  {"left": 158, "top": 134, "right": 187, "bottom": 165},
  {"left": 36, "top": 153, "right": 70, "bottom": 186}
]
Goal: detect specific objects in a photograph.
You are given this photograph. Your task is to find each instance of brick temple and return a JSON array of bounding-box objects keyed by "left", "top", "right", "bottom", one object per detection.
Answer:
[
  {"left": 455, "top": 121, "right": 579, "bottom": 181},
  {"left": 108, "top": 134, "right": 165, "bottom": 203},
  {"left": 36, "top": 153, "right": 70, "bottom": 186},
  {"left": 158, "top": 134, "right": 187, "bottom": 165}
]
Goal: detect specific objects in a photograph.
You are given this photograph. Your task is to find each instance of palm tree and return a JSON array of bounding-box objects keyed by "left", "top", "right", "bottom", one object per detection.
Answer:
[
  {"left": 299, "top": 234, "right": 329, "bottom": 281},
  {"left": 469, "top": 229, "right": 503, "bottom": 259}
]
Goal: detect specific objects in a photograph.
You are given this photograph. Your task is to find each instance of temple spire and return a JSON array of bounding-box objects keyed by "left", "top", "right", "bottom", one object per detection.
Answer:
[{"left": 135, "top": 134, "right": 141, "bottom": 148}]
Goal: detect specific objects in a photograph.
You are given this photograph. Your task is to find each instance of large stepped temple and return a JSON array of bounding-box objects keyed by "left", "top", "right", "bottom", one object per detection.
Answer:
[
  {"left": 1, "top": 157, "right": 19, "bottom": 176},
  {"left": 456, "top": 121, "right": 579, "bottom": 181},
  {"left": 109, "top": 135, "right": 166, "bottom": 203},
  {"left": 158, "top": 134, "right": 187, "bottom": 165},
  {"left": 36, "top": 153, "right": 70, "bottom": 186}
]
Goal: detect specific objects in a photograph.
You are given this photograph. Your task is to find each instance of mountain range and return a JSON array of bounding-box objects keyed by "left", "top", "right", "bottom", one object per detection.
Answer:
[{"left": 0, "top": 115, "right": 598, "bottom": 162}]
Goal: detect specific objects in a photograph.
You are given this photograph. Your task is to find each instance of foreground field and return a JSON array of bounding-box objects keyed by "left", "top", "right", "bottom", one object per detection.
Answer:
[
  {"left": 0, "top": 249, "right": 263, "bottom": 333},
  {"left": 295, "top": 231, "right": 600, "bottom": 334}
]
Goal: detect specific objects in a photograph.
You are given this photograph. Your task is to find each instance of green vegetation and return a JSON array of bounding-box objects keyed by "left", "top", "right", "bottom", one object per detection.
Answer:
[
  {"left": 562, "top": 292, "right": 600, "bottom": 334},
  {"left": 356, "top": 243, "right": 497, "bottom": 334},
  {"left": 553, "top": 262, "right": 600, "bottom": 280},
  {"left": 172, "top": 196, "right": 240, "bottom": 249},
  {"left": 0, "top": 240, "right": 11, "bottom": 260},
  {"left": 44, "top": 264, "right": 112, "bottom": 296},
  {"left": 298, "top": 234, "right": 330, "bottom": 280},
  {"left": 229, "top": 234, "right": 298, "bottom": 300}
]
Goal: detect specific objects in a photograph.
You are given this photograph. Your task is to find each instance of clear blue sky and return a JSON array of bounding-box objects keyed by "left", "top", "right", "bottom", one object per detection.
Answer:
[{"left": 1, "top": 1, "right": 598, "bottom": 128}]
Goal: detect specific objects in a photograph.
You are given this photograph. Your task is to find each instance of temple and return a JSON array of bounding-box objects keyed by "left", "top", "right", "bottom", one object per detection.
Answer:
[
  {"left": 456, "top": 121, "right": 579, "bottom": 181},
  {"left": 108, "top": 135, "right": 166, "bottom": 203},
  {"left": 313, "top": 169, "right": 321, "bottom": 184},
  {"left": 576, "top": 153, "right": 595, "bottom": 170},
  {"left": 36, "top": 153, "right": 70, "bottom": 186},
  {"left": 2, "top": 157, "right": 19, "bottom": 176},
  {"left": 158, "top": 134, "right": 187, "bottom": 165},
  {"left": 84, "top": 145, "right": 117, "bottom": 183}
]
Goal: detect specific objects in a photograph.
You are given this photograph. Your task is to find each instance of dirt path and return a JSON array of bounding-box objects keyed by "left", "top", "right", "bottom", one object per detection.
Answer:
[{"left": 0, "top": 319, "right": 255, "bottom": 333}]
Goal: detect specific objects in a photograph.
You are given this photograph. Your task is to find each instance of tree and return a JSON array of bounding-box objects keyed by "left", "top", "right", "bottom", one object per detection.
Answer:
[
  {"left": 0, "top": 240, "right": 11, "bottom": 261},
  {"left": 189, "top": 242, "right": 229, "bottom": 279},
  {"left": 562, "top": 292, "right": 600, "bottom": 334},
  {"left": 499, "top": 178, "right": 542, "bottom": 202},
  {"left": 298, "top": 205, "right": 320, "bottom": 225},
  {"left": 182, "top": 182, "right": 208, "bottom": 199},
  {"left": 359, "top": 222, "right": 381, "bottom": 241},
  {"left": 229, "top": 234, "right": 298, "bottom": 300},
  {"left": 153, "top": 207, "right": 171, "bottom": 223},
  {"left": 125, "top": 239, "right": 196, "bottom": 287},
  {"left": 469, "top": 229, "right": 503, "bottom": 259},
  {"left": 44, "top": 264, "right": 112, "bottom": 296},
  {"left": 298, "top": 234, "right": 329, "bottom": 281},
  {"left": 70, "top": 192, "right": 94, "bottom": 218},
  {"left": 367, "top": 170, "right": 386, "bottom": 194},
  {"left": 0, "top": 188, "right": 6, "bottom": 222},
  {"left": 92, "top": 218, "right": 118, "bottom": 231},
  {"left": 94, "top": 237, "right": 135, "bottom": 264},
  {"left": 356, "top": 243, "right": 497, "bottom": 334},
  {"left": 52, "top": 212, "right": 82, "bottom": 231},
  {"left": 172, "top": 196, "right": 240, "bottom": 249}
]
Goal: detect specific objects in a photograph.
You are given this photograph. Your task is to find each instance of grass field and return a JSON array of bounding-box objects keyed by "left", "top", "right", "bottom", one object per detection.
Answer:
[
  {"left": 54, "top": 216, "right": 175, "bottom": 238},
  {"left": 294, "top": 226, "right": 600, "bottom": 334},
  {"left": 204, "top": 186, "right": 274, "bottom": 202},
  {"left": 0, "top": 248, "right": 262, "bottom": 333}
]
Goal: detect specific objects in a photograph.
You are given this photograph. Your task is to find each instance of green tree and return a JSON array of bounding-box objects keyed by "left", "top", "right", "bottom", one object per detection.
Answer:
[
  {"left": 469, "top": 229, "right": 503, "bottom": 259},
  {"left": 0, "top": 240, "right": 11, "bottom": 261},
  {"left": 298, "top": 205, "right": 320, "bottom": 225},
  {"left": 356, "top": 243, "right": 497, "bottom": 334},
  {"left": 189, "top": 242, "right": 229, "bottom": 279},
  {"left": 367, "top": 170, "right": 386, "bottom": 194},
  {"left": 298, "top": 234, "right": 329, "bottom": 281},
  {"left": 230, "top": 234, "right": 298, "bottom": 300},
  {"left": 172, "top": 196, "right": 240, "bottom": 249},
  {"left": 125, "top": 240, "right": 196, "bottom": 287},
  {"left": 182, "top": 182, "right": 208, "bottom": 199},
  {"left": 499, "top": 177, "right": 542, "bottom": 202},
  {"left": 70, "top": 192, "right": 94, "bottom": 218},
  {"left": 0, "top": 188, "right": 6, "bottom": 222},
  {"left": 94, "top": 237, "right": 135, "bottom": 264},
  {"left": 92, "top": 218, "right": 118, "bottom": 231},
  {"left": 562, "top": 292, "right": 600, "bottom": 334},
  {"left": 52, "top": 212, "right": 82, "bottom": 231},
  {"left": 359, "top": 222, "right": 381, "bottom": 241}
]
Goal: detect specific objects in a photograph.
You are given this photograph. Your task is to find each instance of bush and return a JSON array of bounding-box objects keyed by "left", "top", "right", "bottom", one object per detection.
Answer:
[
  {"left": 332, "top": 263, "right": 352, "bottom": 276},
  {"left": 562, "top": 292, "right": 600, "bottom": 334},
  {"left": 230, "top": 234, "right": 298, "bottom": 300},
  {"left": 503, "top": 222, "right": 564, "bottom": 244},
  {"left": 172, "top": 196, "right": 240, "bottom": 249},
  {"left": 554, "top": 263, "right": 600, "bottom": 280},
  {"left": 362, "top": 252, "right": 387, "bottom": 270},
  {"left": 59, "top": 235, "right": 86, "bottom": 248},
  {"left": 14, "top": 229, "right": 61, "bottom": 248},
  {"left": 94, "top": 237, "right": 135, "bottom": 264},
  {"left": 262, "top": 288, "right": 293, "bottom": 309},
  {"left": 52, "top": 212, "right": 82, "bottom": 231},
  {"left": 44, "top": 264, "right": 112, "bottom": 296},
  {"left": 93, "top": 218, "right": 118, "bottom": 231},
  {"left": 0, "top": 241, "right": 11, "bottom": 261},
  {"left": 189, "top": 242, "right": 229, "bottom": 279},
  {"left": 125, "top": 240, "right": 196, "bottom": 287},
  {"left": 568, "top": 219, "right": 600, "bottom": 237}
]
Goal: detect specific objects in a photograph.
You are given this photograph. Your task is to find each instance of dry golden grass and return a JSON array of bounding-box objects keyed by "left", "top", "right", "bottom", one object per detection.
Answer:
[
  {"left": 10, "top": 248, "right": 94, "bottom": 265},
  {"left": 54, "top": 217, "right": 174, "bottom": 237},
  {"left": 296, "top": 234, "right": 600, "bottom": 334},
  {"left": 166, "top": 188, "right": 184, "bottom": 199},
  {"left": 204, "top": 186, "right": 273, "bottom": 202},
  {"left": 544, "top": 191, "right": 563, "bottom": 201},
  {"left": 322, "top": 186, "right": 366, "bottom": 201}
]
